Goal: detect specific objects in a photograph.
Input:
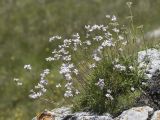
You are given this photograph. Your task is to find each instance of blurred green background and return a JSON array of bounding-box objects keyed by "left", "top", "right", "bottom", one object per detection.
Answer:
[{"left": 0, "top": 0, "right": 160, "bottom": 119}]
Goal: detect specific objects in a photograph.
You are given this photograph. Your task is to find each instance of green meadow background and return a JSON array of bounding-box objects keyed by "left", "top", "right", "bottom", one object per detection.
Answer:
[{"left": 0, "top": 0, "right": 160, "bottom": 119}]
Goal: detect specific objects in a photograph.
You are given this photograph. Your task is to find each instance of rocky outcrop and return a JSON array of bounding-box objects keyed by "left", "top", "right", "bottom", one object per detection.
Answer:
[
  {"left": 33, "top": 106, "right": 113, "bottom": 120},
  {"left": 138, "top": 48, "right": 160, "bottom": 79},
  {"left": 32, "top": 106, "right": 160, "bottom": 120},
  {"left": 114, "top": 106, "right": 153, "bottom": 120},
  {"left": 137, "top": 49, "right": 160, "bottom": 110}
]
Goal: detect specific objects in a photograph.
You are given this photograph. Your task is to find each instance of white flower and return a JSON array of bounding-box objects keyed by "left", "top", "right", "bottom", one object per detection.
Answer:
[
  {"left": 111, "top": 15, "right": 117, "bottom": 21},
  {"left": 73, "top": 69, "right": 79, "bottom": 75},
  {"left": 129, "top": 66, "right": 134, "bottom": 71},
  {"left": 118, "top": 35, "right": 124, "bottom": 40},
  {"left": 75, "top": 89, "right": 80, "bottom": 95},
  {"left": 93, "top": 36, "right": 103, "bottom": 41},
  {"left": 59, "top": 64, "right": 71, "bottom": 74},
  {"left": 85, "top": 24, "right": 104, "bottom": 32},
  {"left": 142, "top": 82, "right": 147, "bottom": 86},
  {"left": 44, "top": 69, "right": 50, "bottom": 75},
  {"left": 107, "top": 89, "right": 112, "bottom": 94},
  {"left": 46, "top": 57, "right": 55, "bottom": 61},
  {"left": 65, "top": 82, "right": 72, "bottom": 89},
  {"left": 24, "top": 64, "right": 32, "bottom": 70},
  {"left": 102, "top": 26, "right": 108, "bottom": 31},
  {"left": 64, "top": 90, "right": 73, "bottom": 97},
  {"left": 131, "top": 87, "right": 135, "bottom": 91},
  {"left": 17, "top": 82, "right": 23, "bottom": 86},
  {"left": 65, "top": 73, "right": 72, "bottom": 80},
  {"left": 56, "top": 83, "right": 62, "bottom": 88},
  {"left": 102, "top": 40, "right": 114, "bottom": 47},
  {"left": 52, "top": 49, "right": 57, "bottom": 54},
  {"left": 122, "top": 41, "right": 127, "bottom": 46},
  {"left": 95, "top": 78, "right": 105, "bottom": 90},
  {"left": 49, "top": 35, "right": 61, "bottom": 42},
  {"left": 41, "top": 88, "right": 47, "bottom": 93},
  {"left": 89, "top": 63, "right": 96, "bottom": 68},
  {"left": 114, "top": 64, "right": 126, "bottom": 71},
  {"left": 106, "top": 15, "right": 110, "bottom": 19},
  {"left": 35, "top": 83, "right": 44, "bottom": 89},
  {"left": 112, "top": 28, "right": 119, "bottom": 33},
  {"left": 29, "top": 94, "right": 37, "bottom": 99},
  {"left": 85, "top": 25, "right": 90, "bottom": 30},
  {"left": 93, "top": 53, "right": 101, "bottom": 61},
  {"left": 83, "top": 40, "right": 91, "bottom": 46},
  {"left": 105, "top": 93, "right": 114, "bottom": 100},
  {"left": 13, "top": 78, "right": 19, "bottom": 82},
  {"left": 114, "top": 58, "right": 119, "bottom": 63},
  {"left": 29, "top": 92, "right": 43, "bottom": 99},
  {"left": 40, "top": 79, "right": 48, "bottom": 85},
  {"left": 119, "top": 48, "right": 123, "bottom": 52},
  {"left": 63, "top": 55, "right": 71, "bottom": 61},
  {"left": 97, "top": 46, "right": 103, "bottom": 52},
  {"left": 105, "top": 32, "right": 112, "bottom": 37}
]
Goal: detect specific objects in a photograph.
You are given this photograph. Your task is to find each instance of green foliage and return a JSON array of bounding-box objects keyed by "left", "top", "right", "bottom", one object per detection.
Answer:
[{"left": 73, "top": 56, "right": 143, "bottom": 115}]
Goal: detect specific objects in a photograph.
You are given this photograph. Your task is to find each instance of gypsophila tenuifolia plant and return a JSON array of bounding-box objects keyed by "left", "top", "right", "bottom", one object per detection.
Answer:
[{"left": 14, "top": 1, "right": 148, "bottom": 115}]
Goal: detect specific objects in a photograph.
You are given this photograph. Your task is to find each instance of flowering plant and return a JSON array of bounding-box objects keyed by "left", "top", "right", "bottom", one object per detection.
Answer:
[{"left": 14, "top": 2, "right": 149, "bottom": 115}]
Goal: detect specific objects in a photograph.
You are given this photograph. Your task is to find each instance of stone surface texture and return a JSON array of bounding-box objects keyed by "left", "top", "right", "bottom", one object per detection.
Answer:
[
  {"left": 32, "top": 106, "right": 160, "bottom": 120},
  {"left": 138, "top": 48, "right": 160, "bottom": 79},
  {"left": 114, "top": 106, "right": 153, "bottom": 120},
  {"left": 151, "top": 110, "right": 160, "bottom": 120}
]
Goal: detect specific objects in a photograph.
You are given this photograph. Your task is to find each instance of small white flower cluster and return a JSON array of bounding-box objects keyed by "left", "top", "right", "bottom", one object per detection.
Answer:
[
  {"left": 85, "top": 24, "right": 108, "bottom": 32},
  {"left": 131, "top": 87, "right": 135, "bottom": 92},
  {"left": 83, "top": 40, "right": 91, "bottom": 46},
  {"left": 105, "top": 89, "right": 113, "bottom": 100},
  {"left": 18, "top": 14, "right": 132, "bottom": 100},
  {"left": 105, "top": 93, "right": 114, "bottom": 100},
  {"left": 60, "top": 63, "right": 78, "bottom": 80},
  {"left": 24, "top": 64, "right": 32, "bottom": 70},
  {"left": 114, "top": 64, "right": 126, "bottom": 71},
  {"left": 112, "top": 58, "right": 126, "bottom": 72},
  {"left": 45, "top": 14, "right": 129, "bottom": 98},
  {"left": 64, "top": 82, "right": 80, "bottom": 97},
  {"left": 129, "top": 66, "right": 134, "bottom": 71},
  {"left": 95, "top": 78, "right": 105, "bottom": 90},
  {"left": 93, "top": 53, "right": 102, "bottom": 62},
  {"left": 89, "top": 63, "right": 96, "bottom": 68},
  {"left": 64, "top": 82, "right": 73, "bottom": 97},
  {"left": 29, "top": 69, "right": 50, "bottom": 99},
  {"left": 46, "top": 33, "right": 82, "bottom": 97},
  {"left": 49, "top": 35, "right": 62, "bottom": 42},
  {"left": 84, "top": 15, "right": 127, "bottom": 70},
  {"left": 60, "top": 63, "right": 79, "bottom": 97},
  {"left": 56, "top": 83, "right": 61, "bottom": 88},
  {"left": 72, "top": 33, "right": 81, "bottom": 51},
  {"left": 13, "top": 78, "right": 23, "bottom": 86}
]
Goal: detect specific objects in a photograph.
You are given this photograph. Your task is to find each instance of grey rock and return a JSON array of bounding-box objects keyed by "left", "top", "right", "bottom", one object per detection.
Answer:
[
  {"left": 151, "top": 110, "right": 160, "bottom": 120},
  {"left": 114, "top": 106, "right": 153, "bottom": 120},
  {"left": 33, "top": 106, "right": 113, "bottom": 120}
]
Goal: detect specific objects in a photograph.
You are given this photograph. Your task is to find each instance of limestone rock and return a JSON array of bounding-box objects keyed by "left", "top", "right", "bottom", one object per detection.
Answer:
[
  {"left": 33, "top": 107, "right": 113, "bottom": 120},
  {"left": 114, "top": 106, "right": 153, "bottom": 120},
  {"left": 138, "top": 48, "right": 160, "bottom": 79},
  {"left": 151, "top": 110, "right": 160, "bottom": 120},
  {"left": 74, "top": 112, "right": 113, "bottom": 120}
]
